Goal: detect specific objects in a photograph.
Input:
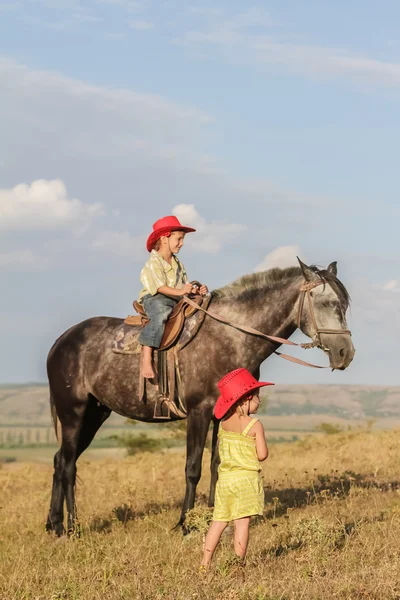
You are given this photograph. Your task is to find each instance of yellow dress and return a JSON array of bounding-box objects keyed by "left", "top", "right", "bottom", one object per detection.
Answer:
[{"left": 213, "top": 418, "right": 264, "bottom": 522}]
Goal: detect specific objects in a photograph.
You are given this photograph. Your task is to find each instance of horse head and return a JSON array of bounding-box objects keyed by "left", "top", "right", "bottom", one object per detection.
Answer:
[{"left": 297, "top": 258, "right": 355, "bottom": 370}]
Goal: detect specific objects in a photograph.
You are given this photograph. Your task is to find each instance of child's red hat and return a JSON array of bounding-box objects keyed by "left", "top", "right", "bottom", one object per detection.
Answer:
[
  {"left": 146, "top": 216, "right": 196, "bottom": 252},
  {"left": 214, "top": 368, "right": 274, "bottom": 419}
]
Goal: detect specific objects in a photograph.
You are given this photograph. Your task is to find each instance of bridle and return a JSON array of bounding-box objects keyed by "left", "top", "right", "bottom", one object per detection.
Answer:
[
  {"left": 297, "top": 279, "right": 352, "bottom": 351},
  {"left": 182, "top": 276, "right": 352, "bottom": 369}
]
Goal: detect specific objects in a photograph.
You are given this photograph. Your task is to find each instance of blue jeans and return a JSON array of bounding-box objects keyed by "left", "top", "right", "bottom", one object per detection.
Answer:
[{"left": 138, "top": 294, "right": 178, "bottom": 348}]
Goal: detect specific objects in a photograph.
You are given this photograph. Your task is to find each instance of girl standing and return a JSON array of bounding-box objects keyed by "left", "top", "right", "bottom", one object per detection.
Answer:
[{"left": 200, "top": 368, "right": 274, "bottom": 570}]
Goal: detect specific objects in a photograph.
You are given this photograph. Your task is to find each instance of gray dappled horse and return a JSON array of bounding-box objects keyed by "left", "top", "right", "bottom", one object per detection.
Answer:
[{"left": 46, "top": 259, "right": 355, "bottom": 536}]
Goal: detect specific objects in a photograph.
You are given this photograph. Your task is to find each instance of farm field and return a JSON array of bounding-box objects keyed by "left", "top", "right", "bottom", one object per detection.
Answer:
[
  {"left": 1, "top": 415, "right": 400, "bottom": 465},
  {"left": 1, "top": 429, "right": 400, "bottom": 599}
]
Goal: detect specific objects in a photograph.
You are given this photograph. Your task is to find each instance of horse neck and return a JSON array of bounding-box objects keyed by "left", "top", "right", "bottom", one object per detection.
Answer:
[{"left": 212, "top": 277, "right": 302, "bottom": 368}]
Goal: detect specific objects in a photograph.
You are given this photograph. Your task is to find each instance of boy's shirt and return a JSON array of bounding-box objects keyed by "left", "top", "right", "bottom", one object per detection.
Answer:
[{"left": 138, "top": 249, "right": 188, "bottom": 302}]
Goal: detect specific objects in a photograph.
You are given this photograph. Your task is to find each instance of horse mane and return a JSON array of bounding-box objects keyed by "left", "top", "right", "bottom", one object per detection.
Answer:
[{"left": 214, "top": 265, "right": 350, "bottom": 307}]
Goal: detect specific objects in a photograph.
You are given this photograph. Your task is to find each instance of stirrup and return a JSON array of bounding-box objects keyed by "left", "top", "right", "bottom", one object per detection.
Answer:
[
  {"left": 153, "top": 395, "right": 187, "bottom": 420},
  {"left": 153, "top": 395, "right": 171, "bottom": 420}
]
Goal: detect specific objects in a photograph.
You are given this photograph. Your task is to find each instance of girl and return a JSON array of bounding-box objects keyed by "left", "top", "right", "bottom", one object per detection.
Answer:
[{"left": 200, "top": 368, "right": 274, "bottom": 570}]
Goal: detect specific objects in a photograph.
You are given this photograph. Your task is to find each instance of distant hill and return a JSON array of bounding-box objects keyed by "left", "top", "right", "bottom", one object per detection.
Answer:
[
  {"left": 264, "top": 385, "right": 400, "bottom": 419},
  {"left": 0, "top": 383, "right": 399, "bottom": 426}
]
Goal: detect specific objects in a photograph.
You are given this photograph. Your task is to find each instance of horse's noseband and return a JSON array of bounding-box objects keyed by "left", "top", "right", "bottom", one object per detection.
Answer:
[{"left": 297, "top": 279, "right": 352, "bottom": 350}]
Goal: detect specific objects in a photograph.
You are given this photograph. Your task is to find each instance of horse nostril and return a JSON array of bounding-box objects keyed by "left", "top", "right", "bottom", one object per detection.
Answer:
[{"left": 339, "top": 348, "right": 345, "bottom": 358}]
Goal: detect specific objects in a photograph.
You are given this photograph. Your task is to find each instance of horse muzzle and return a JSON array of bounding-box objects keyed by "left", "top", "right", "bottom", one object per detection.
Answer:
[{"left": 322, "top": 334, "right": 355, "bottom": 370}]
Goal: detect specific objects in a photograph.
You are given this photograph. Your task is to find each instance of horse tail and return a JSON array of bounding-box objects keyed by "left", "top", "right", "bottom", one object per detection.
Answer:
[{"left": 49, "top": 390, "right": 59, "bottom": 441}]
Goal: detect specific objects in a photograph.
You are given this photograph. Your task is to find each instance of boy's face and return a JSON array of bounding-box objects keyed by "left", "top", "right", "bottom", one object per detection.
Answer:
[{"left": 168, "top": 231, "right": 185, "bottom": 254}]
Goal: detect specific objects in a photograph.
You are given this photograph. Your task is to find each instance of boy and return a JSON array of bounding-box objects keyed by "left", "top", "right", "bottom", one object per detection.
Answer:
[{"left": 138, "top": 215, "right": 208, "bottom": 379}]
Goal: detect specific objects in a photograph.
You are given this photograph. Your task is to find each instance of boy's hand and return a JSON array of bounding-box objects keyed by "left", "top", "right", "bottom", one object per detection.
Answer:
[
  {"left": 199, "top": 284, "right": 208, "bottom": 296},
  {"left": 182, "top": 283, "right": 194, "bottom": 295}
]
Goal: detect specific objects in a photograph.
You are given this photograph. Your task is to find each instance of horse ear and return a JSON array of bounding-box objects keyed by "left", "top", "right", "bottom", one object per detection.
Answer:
[
  {"left": 327, "top": 261, "right": 338, "bottom": 276},
  {"left": 297, "top": 256, "right": 313, "bottom": 282}
]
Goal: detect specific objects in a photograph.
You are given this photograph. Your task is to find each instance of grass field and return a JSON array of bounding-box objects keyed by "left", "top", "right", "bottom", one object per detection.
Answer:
[{"left": 2, "top": 429, "right": 400, "bottom": 599}]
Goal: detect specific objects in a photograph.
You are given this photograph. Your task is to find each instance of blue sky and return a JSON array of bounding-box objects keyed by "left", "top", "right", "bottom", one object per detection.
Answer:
[{"left": 1, "top": 1, "right": 399, "bottom": 384}]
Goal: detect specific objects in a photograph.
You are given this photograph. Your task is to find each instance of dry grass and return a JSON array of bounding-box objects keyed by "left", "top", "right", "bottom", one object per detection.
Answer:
[{"left": 1, "top": 430, "right": 400, "bottom": 599}]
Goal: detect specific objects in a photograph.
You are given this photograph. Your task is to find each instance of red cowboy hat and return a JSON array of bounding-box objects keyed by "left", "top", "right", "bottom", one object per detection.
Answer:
[
  {"left": 214, "top": 368, "right": 274, "bottom": 419},
  {"left": 146, "top": 216, "right": 196, "bottom": 252}
]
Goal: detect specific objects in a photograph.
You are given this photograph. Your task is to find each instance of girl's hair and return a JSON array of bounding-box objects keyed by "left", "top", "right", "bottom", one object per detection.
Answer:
[{"left": 222, "top": 392, "right": 254, "bottom": 421}]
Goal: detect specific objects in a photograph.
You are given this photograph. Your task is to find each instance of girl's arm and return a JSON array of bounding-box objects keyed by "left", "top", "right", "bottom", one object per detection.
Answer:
[{"left": 254, "top": 421, "right": 269, "bottom": 461}]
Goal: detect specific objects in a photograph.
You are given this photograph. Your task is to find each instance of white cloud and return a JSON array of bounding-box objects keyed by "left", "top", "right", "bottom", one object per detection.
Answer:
[
  {"left": 178, "top": 9, "right": 400, "bottom": 89},
  {"left": 0, "top": 57, "right": 212, "bottom": 161},
  {"left": 0, "top": 179, "right": 104, "bottom": 232},
  {"left": 383, "top": 280, "right": 400, "bottom": 291},
  {"left": 129, "top": 19, "right": 154, "bottom": 30},
  {"left": 254, "top": 41, "right": 400, "bottom": 88},
  {"left": 172, "top": 203, "right": 247, "bottom": 253},
  {"left": 255, "top": 245, "right": 300, "bottom": 272}
]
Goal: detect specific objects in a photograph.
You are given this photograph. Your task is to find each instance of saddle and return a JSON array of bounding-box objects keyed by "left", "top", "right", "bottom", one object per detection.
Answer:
[
  {"left": 124, "top": 289, "right": 205, "bottom": 351},
  {"left": 113, "top": 285, "right": 211, "bottom": 420}
]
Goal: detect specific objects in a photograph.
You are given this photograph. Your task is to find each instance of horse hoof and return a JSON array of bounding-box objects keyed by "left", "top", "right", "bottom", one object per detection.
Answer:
[
  {"left": 67, "top": 523, "right": 81, "bottom": 539},
  {"left": 172, "top": 518, "right": 188, "bottom": 534},
  {"left": 45, "top": 519, "right": 66, "bottom": 537}
]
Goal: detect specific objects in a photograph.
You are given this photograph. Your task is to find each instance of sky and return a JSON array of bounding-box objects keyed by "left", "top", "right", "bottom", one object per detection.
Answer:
[{"left": 1, "top": 0, "right": 399, "bottom": 385}]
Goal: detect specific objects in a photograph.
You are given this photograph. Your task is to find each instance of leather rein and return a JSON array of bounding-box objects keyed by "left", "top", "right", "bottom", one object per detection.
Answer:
[{"left": 183, "top": 278, "right": 352, "bottom": 369}]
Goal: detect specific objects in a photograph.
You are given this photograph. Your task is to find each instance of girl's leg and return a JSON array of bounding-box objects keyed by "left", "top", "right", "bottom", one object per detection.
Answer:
[
  {"left": 233, "top": 517, "right": 251, "bottom": 560},
  {"left": 201, "top": 521, "right": 228, "bottom": 567}
]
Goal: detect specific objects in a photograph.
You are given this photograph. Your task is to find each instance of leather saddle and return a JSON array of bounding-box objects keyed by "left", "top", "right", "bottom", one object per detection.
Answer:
[{"left": 124, "top": 287, "right": 205, "bottom": 351}]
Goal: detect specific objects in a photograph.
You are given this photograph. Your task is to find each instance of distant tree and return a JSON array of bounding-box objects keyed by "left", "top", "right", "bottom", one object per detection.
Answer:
[
  {"left": 114, "top": 433, "right": 167, "bottom": 456},
  {"left": 316, "top": 422, "right": 343, "bottom": 435}
]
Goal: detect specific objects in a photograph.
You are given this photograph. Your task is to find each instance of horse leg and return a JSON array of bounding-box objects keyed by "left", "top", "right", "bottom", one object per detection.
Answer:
[
  {"left": 60, "top": 420, "right": 83, "bottom": 536},
  {"left": 46, "top": 447, "right": 66, "bottom": 536},
  {"left": 46, "top": 416, "right": 81, "bottom": 537},
  {"left": 208, "top": 417, "right": 220, "bottom": 508},
  {"left": 63, "top": 396, "right": 111, "bottom": 535},
  {"left": 46, "top": 392, "right": 111, "bottom": 536},
  {"left": 179, "top": 407, "right": 212, "bottom": 528},
  {"left": 76, "top": 395, "right": 111, "bottom": 460}
]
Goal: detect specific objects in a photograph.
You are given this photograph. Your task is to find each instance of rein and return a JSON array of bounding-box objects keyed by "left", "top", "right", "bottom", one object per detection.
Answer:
[{"left": 183, "top": 278, "right": 352, "bottom": 370}]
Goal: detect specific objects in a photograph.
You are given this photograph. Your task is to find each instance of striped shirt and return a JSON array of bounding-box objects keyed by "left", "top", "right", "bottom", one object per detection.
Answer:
[{"left": 138, "top": 250, "right": 188, "bottom": 302}]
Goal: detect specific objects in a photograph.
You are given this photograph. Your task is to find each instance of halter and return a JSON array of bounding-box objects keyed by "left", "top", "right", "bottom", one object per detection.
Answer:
[{"left": 297, "top": 279, "right": 352, "bottom": 351}]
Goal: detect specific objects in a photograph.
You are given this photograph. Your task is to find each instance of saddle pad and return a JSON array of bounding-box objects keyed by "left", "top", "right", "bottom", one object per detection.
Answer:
[
  {"left": 124, "top": 315, "right": 147, "bottom": 326},
  {"left": 112, "top": 323, "right": 142, "bottom": 354}
]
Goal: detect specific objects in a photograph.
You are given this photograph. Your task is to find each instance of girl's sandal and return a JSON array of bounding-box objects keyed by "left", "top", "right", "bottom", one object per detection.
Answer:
[{"left": 198, "top": 565, "right": 208, "bottom": 575}]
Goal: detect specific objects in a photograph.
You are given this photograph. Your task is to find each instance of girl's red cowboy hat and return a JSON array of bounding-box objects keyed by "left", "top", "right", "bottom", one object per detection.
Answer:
[
  {"left": 214, "top": 368, "right": 274, "bottom": 419},
  {"left": 146, "top": 216, "right": 196, "bottom": 252}
]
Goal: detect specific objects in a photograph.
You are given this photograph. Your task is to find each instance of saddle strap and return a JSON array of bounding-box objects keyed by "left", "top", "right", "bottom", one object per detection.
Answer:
[{"left": 182, "top": 296, "right": 329, "bottom": 369}]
